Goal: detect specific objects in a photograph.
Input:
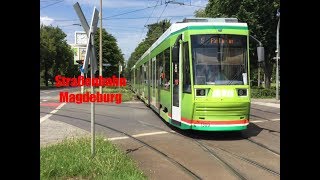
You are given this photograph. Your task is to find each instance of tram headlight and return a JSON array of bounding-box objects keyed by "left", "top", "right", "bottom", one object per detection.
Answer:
[
  {"left": 237, "top": 89, "right": 247, "bottom": 96},
  {"left": 196, "top": 89, "right": 206, "bottom": 96}
]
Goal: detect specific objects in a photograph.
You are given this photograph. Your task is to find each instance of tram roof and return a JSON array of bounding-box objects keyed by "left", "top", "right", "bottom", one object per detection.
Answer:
[{"left": 132, "top": 18, "right": 248, "bottom": 70}]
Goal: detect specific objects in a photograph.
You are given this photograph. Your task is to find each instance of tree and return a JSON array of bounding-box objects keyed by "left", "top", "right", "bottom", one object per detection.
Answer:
[
  {"left": 40, "top": 24, "right": 75, "bottom": 86},
  {"left": 197, "top": 0, "right": 280, "bottom": 88},
  {"left": 93, "top": 28, "right": 125, "bottom": 77},
  {"left": 125, "top": 20, "right": 171, "bottom": 80},
  {"left": 194, "top": 9, "right": 206, "bottom": 17}
]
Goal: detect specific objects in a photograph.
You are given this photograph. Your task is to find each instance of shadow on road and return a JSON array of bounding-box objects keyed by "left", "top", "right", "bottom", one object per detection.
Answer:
[
  {"left": 161, "top": 120, "right": 263, "bottom": 141},
  {"left": 95, "top": 101, "right": 149, "bottom": 110}
]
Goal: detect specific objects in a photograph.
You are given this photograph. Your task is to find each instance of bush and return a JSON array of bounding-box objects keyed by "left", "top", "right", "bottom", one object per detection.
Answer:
[
  {"left": 40, "top": 137, "right": 146, "bottom": 179},
  {"left": 251, "top": 87, "right": 277, "bottom": 98}
]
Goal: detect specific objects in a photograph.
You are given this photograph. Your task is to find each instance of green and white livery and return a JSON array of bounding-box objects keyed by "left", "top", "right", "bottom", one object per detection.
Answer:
[{"left": 131, "top": 18, "right": 251, "bottom": 131}]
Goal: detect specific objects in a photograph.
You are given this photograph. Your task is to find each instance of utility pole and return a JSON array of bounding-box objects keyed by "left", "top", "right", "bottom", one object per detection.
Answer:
[
  {"left": 276, "top": 9, "right": 280, "bottom": 100},
  {"left": 258, "top": 66, "right": 260, "bottom": 87},
  {"left": 99, "top": 0, "right": 103, "bottom": 94},
  {"left": 250, "top": 35, "right": 264, "bottom": 87}
]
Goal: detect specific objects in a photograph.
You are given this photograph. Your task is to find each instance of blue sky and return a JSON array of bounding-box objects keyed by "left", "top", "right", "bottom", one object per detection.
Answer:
[{"left": 40, "top": 0, "right": 208, "bottom": 61}]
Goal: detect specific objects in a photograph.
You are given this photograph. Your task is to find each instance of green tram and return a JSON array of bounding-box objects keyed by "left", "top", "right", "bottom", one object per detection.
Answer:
[{"left": 131, "top": 18, "right": 251, "bottom": 131}]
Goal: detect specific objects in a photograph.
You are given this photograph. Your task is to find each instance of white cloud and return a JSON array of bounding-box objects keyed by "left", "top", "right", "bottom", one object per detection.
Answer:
[
  {"left": 56, "top": 0, "right": 209, "bottom": 60},
  {"left": 40, "top": 16, "right": 54, "bottom": 25}
]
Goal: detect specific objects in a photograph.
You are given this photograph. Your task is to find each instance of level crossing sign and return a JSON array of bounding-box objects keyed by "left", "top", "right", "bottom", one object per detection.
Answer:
[{"left": 73, "top": 2, "right": 99, "bottom": 74}]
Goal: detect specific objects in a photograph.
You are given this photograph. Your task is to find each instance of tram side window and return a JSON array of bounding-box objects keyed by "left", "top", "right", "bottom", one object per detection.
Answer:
[
  {"left": 157, "top": 53, "right": 164, "bottom": 88},
  {"left": 164, "top": 48, "right": 170, "bottom": 90},
  {"left": 140, "top": 66, "right": 143, "bottom": 85},
  {"left": 144, "top": 63, "right": 148, "bottom": 84},
  {"left": 136, "top": 69, "right": 139, "bottom": 87},
  {"left": 150, "top": 60, "right": 153, "bottom": 87},
  {"left": 183, "top": 42, "right": 191, "bottom": 93}
]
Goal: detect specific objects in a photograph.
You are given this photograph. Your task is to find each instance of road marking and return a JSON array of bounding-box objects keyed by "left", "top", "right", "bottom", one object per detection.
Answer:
[
  {"left": 251, "top": 102, "right": 280, "bottom": 108},
  {"left": 40, "top": 103, "right": 66, "bottom": 123},
  {"left": 123, "top": 101, "right": 143, "bottom": 104},
  {"left": 105, "top": 130, "right": 175, "bottom": 141},
  {"left": 40, "top": 88, "right": 76, "bottom": 94},
  {"left": 251, "top": 118, "right": 280, "bottom": 123},
  {"left": 40, "top": 102, "right": 63, "bottom": 107},
  {"left": 133, "top": 131, "right": 171, "bottom": 137},
  {"left": 107, "top": 136, "right": 129, "bottom": 141}
]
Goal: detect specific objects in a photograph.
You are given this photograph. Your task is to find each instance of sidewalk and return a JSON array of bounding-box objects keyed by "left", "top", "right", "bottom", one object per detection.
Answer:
[{"left": 40, "top": 118, "right": 89, "bottom": 147}]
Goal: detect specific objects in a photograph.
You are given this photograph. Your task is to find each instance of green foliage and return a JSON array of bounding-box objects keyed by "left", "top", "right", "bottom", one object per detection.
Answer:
[
  {"left": 198, "top": 0, "right": 280, "bottom": 88},
  {"left": 85, "top": 87, "right": 136, "bottom": 102},
  {"left": 125, "top": 20, "right": 171, "bottom": 79},
  {"left": 40, "top": 136, "right": 146, "bottom": 179},
  {"left": 251, "top": 86, "right": 278, "bottom": 98},
  {"left": 40, "top": 24, "right": 77, "bottom": 86},
  {"left": 102, "top": 87, "right": 136, "bottom": 102},
  {"left": 194, "top": 9, "right": 206, "bottom": 17},
  {"left": 94, "top": 28, "right": 125, "bottom": 77}
]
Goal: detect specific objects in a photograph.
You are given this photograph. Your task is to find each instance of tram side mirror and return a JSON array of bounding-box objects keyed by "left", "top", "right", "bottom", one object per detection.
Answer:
[{"left": 257, "top": 46, "right": 265, "bottom": 62}]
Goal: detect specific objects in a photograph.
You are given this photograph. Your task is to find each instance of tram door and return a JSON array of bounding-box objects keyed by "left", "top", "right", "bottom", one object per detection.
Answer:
[
  {"left": 171, "top": 35, "right": 182, "bottom": 125},
  {"left": 148, "top": 60, "right": 151, "bottom": 105},
  {"left": 151, "top": 57, "right": 157, "bottom": 108}
]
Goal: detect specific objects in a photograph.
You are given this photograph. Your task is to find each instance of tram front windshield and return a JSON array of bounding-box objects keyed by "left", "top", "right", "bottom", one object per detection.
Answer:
[{"left": 191, "top": 34, "right": 248, "bottom": 85}]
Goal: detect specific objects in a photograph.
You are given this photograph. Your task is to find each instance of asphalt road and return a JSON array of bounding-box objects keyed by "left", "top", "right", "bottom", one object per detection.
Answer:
[{"left": 40, "top": 89, "right": 280, "bottom": 180}]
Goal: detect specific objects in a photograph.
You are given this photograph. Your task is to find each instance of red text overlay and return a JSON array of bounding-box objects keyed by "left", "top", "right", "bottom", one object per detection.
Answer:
[
  {"left": 55, "top": 75, "right": 126, "bottom": 104},
  {"left": 55, "top": 75, "right": 126, "bottom": 87},
  {"left": 60, "top": 92, "right": 122, "bottom": 104}
]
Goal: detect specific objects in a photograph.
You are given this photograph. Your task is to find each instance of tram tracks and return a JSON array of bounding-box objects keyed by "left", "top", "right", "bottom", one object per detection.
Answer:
[
  {"left": 245, "top": 115, "right": 281, "bottom": 155},
  {"left": 251, "top": 107, "right": 280, "bottom": 115},
  {"left": 211, "top": 145, "right": 280, "bottom": 176},
  {"left": 48, "top": 113, "right": 202, "bottom": 180},
  {"left": 249, "top": 114, "right": 280, "bottom": 134},
  {"left": 245, "top": 138, "right": 280, "bottom": 156},
  {"left": 250, "top": 114, "right": 275, "bottom": 121},
  {"left": 254, "top": 126, "right": 280, "bottom": 135},
  {"left": 46, "top": 105, "right": 279, "bottom": 179},
  {"left": 138, "top": 120, "right": 280, "bottom": 179}
]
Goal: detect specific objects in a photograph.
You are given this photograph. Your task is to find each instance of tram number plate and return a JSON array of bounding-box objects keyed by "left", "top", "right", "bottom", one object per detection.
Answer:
[
  {"left": 200, "top": 124, "right": 210, "bottom": 127},
  {"left": 212, "top": 89, "right": 234, "bottom": 98}
]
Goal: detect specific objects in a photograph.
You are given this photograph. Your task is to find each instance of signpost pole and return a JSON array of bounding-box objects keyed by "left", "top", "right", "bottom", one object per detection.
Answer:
[
  {"left": 90, "top": 59, "right": 95, "bottom": 157},
  {"left": 81, "top": 71, "right": 84, "bottom": 93},
  {"left": 73, "top": 2, "right": 99, "bottom": 157},
  {"left": 99, "top": 0, "right": 103, "bottom": 94},
  {"left": 276, "top": 16, "right": 280, "bottom": 100},
  {"left": 118, "top": 62, "right": 121, "bottom": 89}
]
